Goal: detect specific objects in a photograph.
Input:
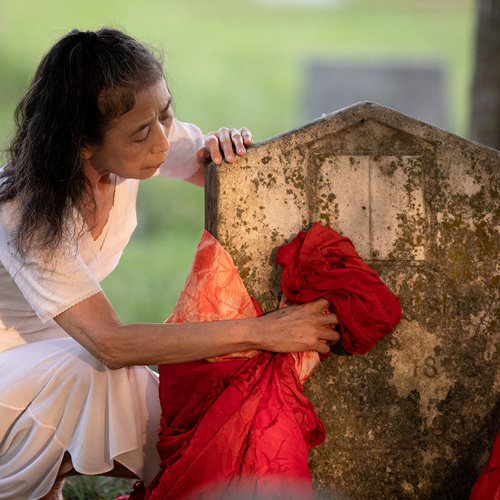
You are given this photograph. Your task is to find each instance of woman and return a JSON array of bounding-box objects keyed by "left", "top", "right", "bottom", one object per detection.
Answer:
[{"left": 0, "top": 28, "right": 339, "bottom": 500}]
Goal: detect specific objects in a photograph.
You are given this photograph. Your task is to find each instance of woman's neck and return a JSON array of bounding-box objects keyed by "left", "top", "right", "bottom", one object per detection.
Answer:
[{"left": 82, "top": 172, "right": 116, "bottom": 241}]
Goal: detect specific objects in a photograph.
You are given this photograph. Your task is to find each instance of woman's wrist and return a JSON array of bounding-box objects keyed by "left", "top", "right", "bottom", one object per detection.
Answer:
[{"left": 241, "top": 315, "right": 276, "bottom": 352}]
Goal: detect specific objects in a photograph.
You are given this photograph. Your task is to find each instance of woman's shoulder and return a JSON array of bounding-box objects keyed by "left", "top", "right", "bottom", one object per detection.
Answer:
[
  {"left": 158, "top": 119, "right": 204, "bottom": 180},
  {"left": 0, "top": 196, "right": 21, "bottom": 237}
]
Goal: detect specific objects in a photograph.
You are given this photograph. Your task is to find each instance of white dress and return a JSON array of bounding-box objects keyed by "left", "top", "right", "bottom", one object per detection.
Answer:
[{"left": 0, "top": 120, "right": 204, "bottom": 499}]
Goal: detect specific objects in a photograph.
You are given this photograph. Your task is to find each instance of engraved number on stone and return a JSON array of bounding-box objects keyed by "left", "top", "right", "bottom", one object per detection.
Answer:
[
  {"left": 423, "top": 356, "right": 438, "bottom": 378},
  {"left": 414, "top": 356, "right": 438, "bottom": 378}
]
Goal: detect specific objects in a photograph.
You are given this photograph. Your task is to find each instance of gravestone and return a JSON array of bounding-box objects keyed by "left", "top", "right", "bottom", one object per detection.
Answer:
[
  {"left": 304, "top": 60, "right": 449, "bottom": 131},
  {"left": 205, "top": 102, "right": 500, "bottom": 499}
]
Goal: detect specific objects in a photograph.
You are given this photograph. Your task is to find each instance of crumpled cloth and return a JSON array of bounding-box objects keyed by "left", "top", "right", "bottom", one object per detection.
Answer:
[
  {"left": 147, "top": 354, "right": 324, "bottom": 500},
  {"left": 276, "top": 222, "right": 402, "bottom": 354},
  {"left": 143, "top": 230, "right": 324, "bottom": 500},
  {"left": 470, "top": 432, "right": 500, "bottom": 500}
]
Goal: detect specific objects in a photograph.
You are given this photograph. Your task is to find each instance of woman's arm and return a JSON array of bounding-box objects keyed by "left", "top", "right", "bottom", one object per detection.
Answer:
[{"left": 54, "top": 291, "right": 339, "bottom": 370}]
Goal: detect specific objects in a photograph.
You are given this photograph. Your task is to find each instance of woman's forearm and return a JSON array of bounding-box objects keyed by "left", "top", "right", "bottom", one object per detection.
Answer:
[
  {"left": 55, "top": 291, "right": 339, "bottom": 369},
  {"left": 104, "top": 318, "right": 263, "bottom": 368}
]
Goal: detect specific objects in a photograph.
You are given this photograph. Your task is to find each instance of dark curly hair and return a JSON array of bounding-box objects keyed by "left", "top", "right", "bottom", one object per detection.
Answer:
[{"left": 0, "top": 28, "right": 165, "bottom": 256}]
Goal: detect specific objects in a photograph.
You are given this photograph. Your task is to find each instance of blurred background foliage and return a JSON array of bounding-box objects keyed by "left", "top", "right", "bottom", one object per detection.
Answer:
[{"left": 0, "top": 0, "right": 475, "bottom": 496}]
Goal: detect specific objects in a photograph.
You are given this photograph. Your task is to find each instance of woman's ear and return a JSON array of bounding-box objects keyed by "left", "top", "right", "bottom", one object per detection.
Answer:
[{"left": 80, "top": 145, "right": 93, "bottom": 160}]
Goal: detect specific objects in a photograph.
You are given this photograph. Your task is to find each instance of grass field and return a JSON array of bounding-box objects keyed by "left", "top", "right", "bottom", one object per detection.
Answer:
[{"left": 0, "top": 0, "right": 475, "bottom": 497}]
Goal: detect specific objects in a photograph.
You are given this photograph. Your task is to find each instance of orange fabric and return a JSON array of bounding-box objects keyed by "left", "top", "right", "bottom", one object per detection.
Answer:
[{"left": 166, "top": 230, "right": 320, "bottom": 382}]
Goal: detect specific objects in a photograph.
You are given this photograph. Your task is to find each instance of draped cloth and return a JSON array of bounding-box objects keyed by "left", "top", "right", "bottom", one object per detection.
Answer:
[
  {"left": 137, "top": 224, "right": 401, "bottom": 499},
  {"left": 144, "top": 230, "right": 324, "bottom": 500},
  {"left": 470, "top": 432, "right": 500, "bottom": 500},
  {"left": 276, "top": 222, "right": 401, "bottom": 354},
  {"left": 147, "top": 354, "right": 324, "bottom": 500}
]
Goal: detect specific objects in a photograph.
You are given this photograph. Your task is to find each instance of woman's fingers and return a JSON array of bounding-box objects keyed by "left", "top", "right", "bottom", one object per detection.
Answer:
[
  {"left": 214, "top": 128, "right": 233, "bottom": 162},
  {"left": 232, "top": 127, "right": 252, "bottom": 151},
  {"left": 298, "top": 298, "right": 341, "bottom": 348},
  {"left": 316, "top": 341, "right": 332, "bottom": 355},
  {"left": 262, "top": 297, "right": 342, "bottom": 354},
  {"left": 303, "top": 298, "right": 339, "bottom": 326},
  {"left": 199, "top": 127, "right": 253, "bottom": 165},
  {"left": 201, "top": 132, "right": 223, "bottom": 163},
  {"left": 309, "top": 297, "right": 330, "bottom": 311},
  {"left": 322, "top": 326, "right": 341, "bottom": 343}
]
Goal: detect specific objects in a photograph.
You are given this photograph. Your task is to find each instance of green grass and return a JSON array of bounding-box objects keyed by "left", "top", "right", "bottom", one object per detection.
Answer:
[
  {"left": 0, "top": 0, "right": 475, "bottom": 497},
  {"left": 63, "top": 476, "right": 134, "bottom": 500},
  {"left": 101, "top": 176, "right": 204, "bottom": 325}
]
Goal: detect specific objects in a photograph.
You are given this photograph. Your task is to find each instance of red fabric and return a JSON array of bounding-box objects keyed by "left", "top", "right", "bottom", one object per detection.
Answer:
[
  {"left": 145, "top": 354, "right": 324, "bottom": 500},
  {"left": 470, "top": 432, "right": 500, "bottom": 500},
  {"left": 142, "top": 230, "right": 326, "bottom": 500},
  {"left": 276, "top": 222, "right": 402, "bottom": 354}
]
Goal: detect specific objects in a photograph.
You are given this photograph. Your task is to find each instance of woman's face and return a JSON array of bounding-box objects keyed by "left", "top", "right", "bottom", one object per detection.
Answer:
[{"left": 82, "top": 78, "right": 173, "bottom": 181}]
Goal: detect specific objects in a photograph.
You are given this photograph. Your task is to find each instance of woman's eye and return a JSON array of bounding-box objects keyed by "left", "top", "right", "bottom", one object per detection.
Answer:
[{"left": 134, "top": 130, "right": 150, "bottom": 143}]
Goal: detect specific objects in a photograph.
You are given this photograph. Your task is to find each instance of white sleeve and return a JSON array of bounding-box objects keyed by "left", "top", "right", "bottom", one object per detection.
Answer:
[
  {"left": 0, "top": 203, "right": 102, "bottom": 323},
  {"left": 158, "top": 118, "right": 205, "bottom": 180}
]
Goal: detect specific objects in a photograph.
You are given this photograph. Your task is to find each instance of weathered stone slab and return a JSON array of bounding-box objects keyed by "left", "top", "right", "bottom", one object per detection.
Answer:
[
  {"left": 304, "top": 60, "right": 449, "bottom": 130},
  {"left": 205, "top": 102, "right": 500, "bottom": 499}
]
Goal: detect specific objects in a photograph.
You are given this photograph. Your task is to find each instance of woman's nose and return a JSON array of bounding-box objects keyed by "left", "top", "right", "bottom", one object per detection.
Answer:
[{"left": 152, "top": 124, "right": 170, "bottom": 154}]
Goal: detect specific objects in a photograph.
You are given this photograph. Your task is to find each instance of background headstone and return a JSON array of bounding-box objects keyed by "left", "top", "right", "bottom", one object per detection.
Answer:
[
  {"left": 304, "top": 60, "right": 449, "bottom": 131},
  {"left": 206, "top": 102, "right": 500, "bottom": 499}
]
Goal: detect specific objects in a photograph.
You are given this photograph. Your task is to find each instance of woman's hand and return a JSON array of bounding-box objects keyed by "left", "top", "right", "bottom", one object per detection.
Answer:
[
  {"left": 197, "top": 127, "right": 253, "bottom": 165},
  {"left": 259, "top": 298, "right": 341, "bottom": 355}
]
